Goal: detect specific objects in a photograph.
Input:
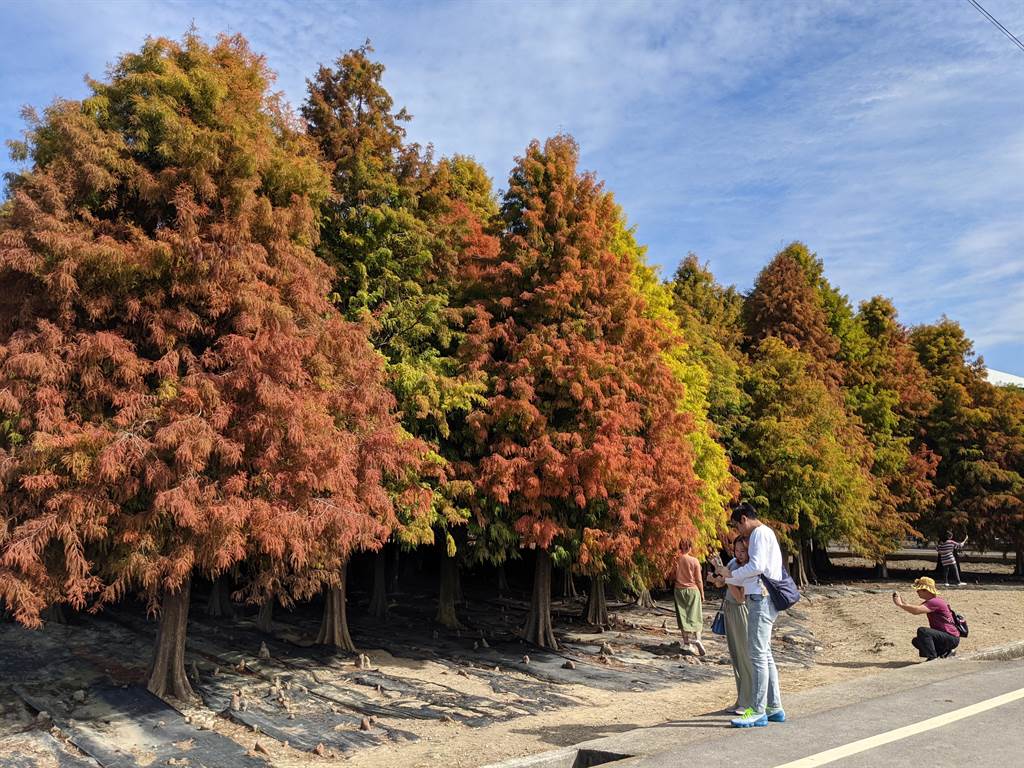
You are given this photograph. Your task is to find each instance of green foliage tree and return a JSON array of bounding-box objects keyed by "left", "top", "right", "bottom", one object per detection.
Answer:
[
  {"left": 849, "top": 297, "right": 938, "bottom": 573},
  {"left": 303, "top": 45, "right": 491, "bottom": 628},
  {"left": 626, "top": 235, "right": 737, "bottom": 566},
  {"left": 912, "top": 320, "right": 1024, "bottom": 572},
  {"left": 733, "top": 339, "right": 874, "bottom": 585},
  {"left": 740, "top": 245, "right": 877, "bottom": 582},
  {"left": 668, "top": 255, "right": 749, "bottom": 473}
]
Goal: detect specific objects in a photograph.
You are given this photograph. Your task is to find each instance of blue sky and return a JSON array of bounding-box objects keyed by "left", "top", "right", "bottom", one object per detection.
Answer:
[{"left": 2, "top": 0, "right": 1022, "bottom": 372}]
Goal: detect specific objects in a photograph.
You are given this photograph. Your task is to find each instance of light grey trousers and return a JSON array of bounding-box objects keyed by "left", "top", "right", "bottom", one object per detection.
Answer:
[{"left": 746, "top": 593, "right": 782, "bottom": 714}]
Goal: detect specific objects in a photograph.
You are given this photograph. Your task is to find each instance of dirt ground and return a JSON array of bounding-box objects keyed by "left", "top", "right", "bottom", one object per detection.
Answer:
[
  {"left": 2, "top": 576, "right": 1021, "bottom": 768},
  {"left": 277, "top": 582, "right": 1024, "bottom": 768}
]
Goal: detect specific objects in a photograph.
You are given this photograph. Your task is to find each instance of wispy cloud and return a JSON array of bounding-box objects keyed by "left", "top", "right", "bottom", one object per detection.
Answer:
[{"left": 2, "top": 0, "right": 1022, "bottom": 371}]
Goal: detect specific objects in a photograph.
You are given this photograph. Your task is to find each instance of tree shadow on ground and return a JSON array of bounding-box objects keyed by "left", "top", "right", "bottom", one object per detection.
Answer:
[{"left": 510, "top": 722, "right": 640, "bottom": 747}]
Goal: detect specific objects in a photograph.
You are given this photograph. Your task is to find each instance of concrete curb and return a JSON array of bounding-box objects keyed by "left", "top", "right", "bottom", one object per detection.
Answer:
[
  {"left": 482, "top": 747, "right": 631, "bottom": 768},
  {"left": 967, "top": 639, "right": 1024, "bottom": 662}
]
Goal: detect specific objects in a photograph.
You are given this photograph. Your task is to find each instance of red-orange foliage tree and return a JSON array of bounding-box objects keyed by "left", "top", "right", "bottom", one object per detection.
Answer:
[
  {"left": 0, "top": 33, "right": 419, "bottom": 697},
  {"left": 463, "top": 136, "right": 702, "bottom": 647},
  {"left": 744, "top": 246, "right": 842, "bottom": 388}
]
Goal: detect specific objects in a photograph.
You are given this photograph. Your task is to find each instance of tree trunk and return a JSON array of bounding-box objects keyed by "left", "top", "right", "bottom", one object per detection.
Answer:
[
  {"left": 497, "top": 564, "right": 510, "bottom": 596},
  {"left": 523, "top": 549, "right": 557, "bottom": 649},
  {"left": 316, "top": 564, "right": 356, "bottom": 652},
  {"left": 256, "top": 597, "right": 274, "bottom": 633},
  {"left": 609, "top": 580, "right": 625, "bottom": 602},
  {"left": 799, "top": 539, "right": 817, "bottom": 585},
  {"left": 635, "top": 587, "right": 656, "bottom": 609},
  {"left": 436, "top": 554, "right": 462, "bottom": 629},
  {"left": 206, "top": 575, "right": 235, "bottom": 619},
  {"left": 585, "top": 576, "right": 608, "bottom": 626},
  {"left": 148, "top": 578, "right": 194, "bottom": 701},
  {"left": 791, "top": 548, "right": 809, "bottom": 589},
  {"left": 811, "top": 539, "right": 831, "bottom": 575},
  {"left": 876, "top": 558, "right": 889, "bottom": 580},
  {"left": 368, "top": 551, "right": 389, "bottom": 619},
  {"left": 561, "top": 568, "right": 578, "bottom": 599},
  {"left": 1015, "top": 544, "right": 1023, "bottom": 578},
  {"left": 43, "top": 603, "right": 68, "bottom": 624},
  {"left": 389, "top": 546, "right": 401, "bottom": 593}
]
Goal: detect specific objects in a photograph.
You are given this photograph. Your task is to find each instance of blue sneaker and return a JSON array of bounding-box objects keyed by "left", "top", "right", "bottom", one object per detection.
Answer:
[
  {"left": 767, "top": 707, "right": 786, "bottom": 723},
  {"left": 731, "top": 708, "right": 768, "bottom": 728}
]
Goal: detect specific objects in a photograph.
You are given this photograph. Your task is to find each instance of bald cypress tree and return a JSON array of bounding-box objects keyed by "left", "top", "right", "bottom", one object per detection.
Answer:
[
  {"left": 912, "top": 320, "right": 1024, "bottom": 572},
  {"left": 464, "top": 136, "right": 702, "bottom": 646},
  {"left": 745, "top": 244, "right": 842, "bottom": 389},
  {"left": 851, "top": 297, "right": 938, "bottom": 573},
  {"left": 741, "top": 244, "right": 873, "bottom": 581},
  {"left": 733, "top": 339, "right": 874, "bottom": 585},
  {"left": 0, "top": 33, "right": 418, "bottom": 695},
  {"left": 303, "top": 46, "right": 492, "bottom": 629}
]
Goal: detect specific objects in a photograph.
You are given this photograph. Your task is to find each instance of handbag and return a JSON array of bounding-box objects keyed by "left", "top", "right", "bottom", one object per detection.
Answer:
[
  {"left": 760, "top": 566, "right": 801, "bottom": 611},
  {"left": 711, "top": 600, "right": 727, "bottom": 635}
]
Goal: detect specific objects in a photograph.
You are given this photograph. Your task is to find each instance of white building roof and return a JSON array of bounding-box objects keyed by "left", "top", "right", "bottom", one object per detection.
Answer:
[{"left": 987, "top": 368, "right": 1024, "bottom": 387}]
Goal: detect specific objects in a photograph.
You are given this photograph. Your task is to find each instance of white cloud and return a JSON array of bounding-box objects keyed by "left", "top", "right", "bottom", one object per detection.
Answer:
[{"left": 2, "top": 0, "right": 1022, "bottom": 370}]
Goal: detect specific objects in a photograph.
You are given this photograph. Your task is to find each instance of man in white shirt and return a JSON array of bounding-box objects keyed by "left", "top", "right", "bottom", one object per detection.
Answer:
[{"left": 715, "top": 502, "right": 785, "bottom": 727}]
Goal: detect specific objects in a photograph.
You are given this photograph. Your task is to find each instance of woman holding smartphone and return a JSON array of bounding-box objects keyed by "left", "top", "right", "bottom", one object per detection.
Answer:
[{"left": 709, "top": 536, "right": 755, "bottom": 714}]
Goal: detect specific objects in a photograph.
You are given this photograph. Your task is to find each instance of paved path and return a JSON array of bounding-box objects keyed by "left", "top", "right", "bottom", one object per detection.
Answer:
[
  {"left": 486, "top": 658, "right": 1024, "bottom": 768},
  {"left": 630, "top": 658, "right": 1024, "bottom": 767}
]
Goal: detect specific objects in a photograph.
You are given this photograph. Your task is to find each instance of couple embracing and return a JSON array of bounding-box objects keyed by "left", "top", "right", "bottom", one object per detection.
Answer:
[{"left": 710, "top": 502, "right": 792, "bottom": 728}]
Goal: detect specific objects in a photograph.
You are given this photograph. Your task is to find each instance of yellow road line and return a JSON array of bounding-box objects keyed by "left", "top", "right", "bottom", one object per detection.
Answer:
[{"left": 771, "top": 687, "right": 1024, "bottom": 768}]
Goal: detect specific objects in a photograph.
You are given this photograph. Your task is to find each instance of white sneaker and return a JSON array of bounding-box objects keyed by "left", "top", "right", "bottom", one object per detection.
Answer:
[{"left": 957, "top": 582, "right": 967, "bottom": 586}]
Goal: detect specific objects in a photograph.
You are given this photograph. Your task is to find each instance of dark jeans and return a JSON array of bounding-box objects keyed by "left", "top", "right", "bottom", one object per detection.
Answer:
[{"left": 912, "top": 627, "right": 959, "bottom": 660}]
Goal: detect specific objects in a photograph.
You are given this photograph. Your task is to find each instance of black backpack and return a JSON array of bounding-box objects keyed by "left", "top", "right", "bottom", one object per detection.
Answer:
[{"left": 949, "top": 604, "right": 969, "bottom": 638}]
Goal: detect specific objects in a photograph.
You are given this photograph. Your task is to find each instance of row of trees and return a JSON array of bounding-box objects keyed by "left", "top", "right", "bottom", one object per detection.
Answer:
[{"left": 1, "top": 33, "right": 1021, "bottom": 700}]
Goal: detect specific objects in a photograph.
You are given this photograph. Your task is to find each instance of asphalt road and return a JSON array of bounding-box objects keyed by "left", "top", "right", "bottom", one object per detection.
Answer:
[
  {"left": 486, "top": 657, "right": 1024, "bottom": 768},
  {"left": 629, "top": 658, "right": 1024, "bottom": 768}
]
